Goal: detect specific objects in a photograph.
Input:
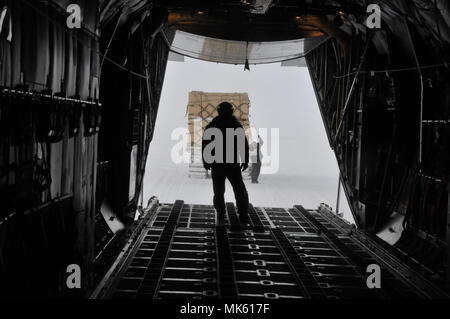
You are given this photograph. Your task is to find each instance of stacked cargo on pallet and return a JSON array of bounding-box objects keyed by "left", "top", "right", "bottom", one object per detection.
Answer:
[{"left": 186, "top": 91, "right": 252, "bottom": 179}]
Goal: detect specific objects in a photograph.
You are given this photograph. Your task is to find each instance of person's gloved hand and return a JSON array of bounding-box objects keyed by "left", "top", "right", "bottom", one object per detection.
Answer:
[{"left": 240, "top": 163, "right": 248, "bottom": 171}]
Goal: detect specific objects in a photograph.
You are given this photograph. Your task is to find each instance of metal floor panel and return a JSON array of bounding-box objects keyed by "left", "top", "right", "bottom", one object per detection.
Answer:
[{"left": 91, "top": 201, "right": 448, "bottom": 299}]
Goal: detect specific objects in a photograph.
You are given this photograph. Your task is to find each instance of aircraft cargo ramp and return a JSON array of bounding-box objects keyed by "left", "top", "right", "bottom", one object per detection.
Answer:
[{"left": 91, "top": 200, "right": 447, "bottom": 299}]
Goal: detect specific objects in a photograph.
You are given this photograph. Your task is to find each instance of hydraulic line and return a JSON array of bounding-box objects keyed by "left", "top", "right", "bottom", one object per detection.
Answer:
[
  {"left": 401, "top": 16, "right": 427, "bottom": 235},
  {"left": 335, "top": 31, "right": 374, "bottom": 142}
]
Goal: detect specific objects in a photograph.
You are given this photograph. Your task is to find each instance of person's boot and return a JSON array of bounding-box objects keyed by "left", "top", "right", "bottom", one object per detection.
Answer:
[
  {"left": 217, "top": 211, "right": 226, "bottom": 225},
  {"left": 239, "top": 212, "right": 250, "bottom": 223}
]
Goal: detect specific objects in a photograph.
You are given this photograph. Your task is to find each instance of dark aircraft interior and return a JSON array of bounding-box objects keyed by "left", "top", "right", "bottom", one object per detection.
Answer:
[{"left": 1, "top": 0, "right": 450, "bottom": 302}]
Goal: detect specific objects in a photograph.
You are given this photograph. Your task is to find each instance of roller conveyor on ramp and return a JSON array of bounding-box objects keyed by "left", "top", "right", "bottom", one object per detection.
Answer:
[{"left": 90, "top": 200, "right": 448, "bottom": 299}]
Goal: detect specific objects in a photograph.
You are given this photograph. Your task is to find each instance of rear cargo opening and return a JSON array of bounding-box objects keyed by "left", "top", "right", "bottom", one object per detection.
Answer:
[{"left": 142, "top": 57, "right": 353, "bottom": 222}]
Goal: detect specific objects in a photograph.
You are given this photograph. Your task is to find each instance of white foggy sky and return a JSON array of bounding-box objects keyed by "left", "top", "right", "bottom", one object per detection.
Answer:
[{"left": 144, "top": 57, "right": 353, "bottom": 222}]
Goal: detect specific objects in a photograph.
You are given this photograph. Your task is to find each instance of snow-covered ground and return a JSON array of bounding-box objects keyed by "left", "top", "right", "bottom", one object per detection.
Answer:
[
  {"left": 143, "top": 58, "right": 354, "bottom": 224},
  {"left": 144, "top": 165, "right": 346, "bottom": 214}
]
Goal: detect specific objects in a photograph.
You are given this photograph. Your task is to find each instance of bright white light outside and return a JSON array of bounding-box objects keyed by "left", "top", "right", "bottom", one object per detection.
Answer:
[{"left": 143, "top": 57, "right": 354, "bottom": 224}]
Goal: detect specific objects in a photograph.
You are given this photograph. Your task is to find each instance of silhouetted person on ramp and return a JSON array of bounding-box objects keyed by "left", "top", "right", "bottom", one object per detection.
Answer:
[
  {"left": 250, "top": 135, "right": 263, "bottom": 183},
  {"left": 202, "top": 102, "right": 249, "bottom": 224}
]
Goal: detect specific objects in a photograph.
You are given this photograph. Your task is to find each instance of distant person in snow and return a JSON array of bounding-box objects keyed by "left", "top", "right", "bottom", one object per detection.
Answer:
[
  {"left": 202, "top": 102, "right": 250, "bottom": 224},
  {"left": 250, "top": 135, "right": 263, "bottom": 183}
]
